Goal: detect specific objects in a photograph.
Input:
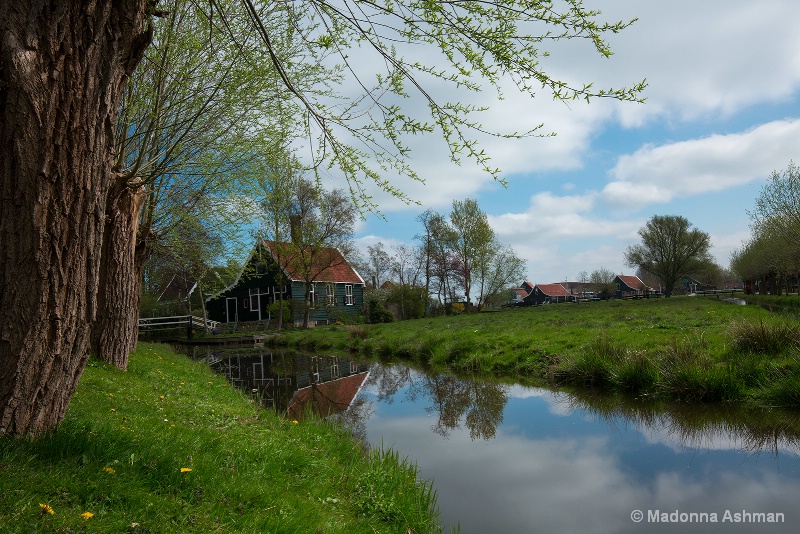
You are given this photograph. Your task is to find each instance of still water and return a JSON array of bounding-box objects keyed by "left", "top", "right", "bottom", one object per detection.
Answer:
[{"left": 187, "top": 346, "right": 800, "bottom": 533}]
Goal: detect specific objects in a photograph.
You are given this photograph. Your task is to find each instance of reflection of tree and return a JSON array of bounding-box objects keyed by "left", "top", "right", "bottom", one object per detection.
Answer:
[
  {"left": 558, "top": 390, "right": 800, "bottom": 457},
  {"left": 365, "top": 362, "right": 509, "bottom": 440},
  {"left": 364, "top": 363, "right": 414, "bottom": 404},
  {"left": 332, "top": 395, "right": 373, "bottom": 449},
  {"left": 407, "top": 374, "right": 508, "bottom": 440}
]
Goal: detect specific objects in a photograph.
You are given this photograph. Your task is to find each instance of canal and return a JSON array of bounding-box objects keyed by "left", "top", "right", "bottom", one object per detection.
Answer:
[{"left": 185, "top": 345, "right": 800, "bottom": 533}]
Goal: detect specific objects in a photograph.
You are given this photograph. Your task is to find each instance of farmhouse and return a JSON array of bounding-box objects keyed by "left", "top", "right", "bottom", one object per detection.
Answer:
[
  {"left": 523, "top": 283, "right": 574, "bottom": 305},
  {"left": 206, "top": 240, "right": 365, "bottom": 326},
  {"left": 614, "top": 274, "right": 658, "bottom": 299},
  {"left": 508, "top": 281, "right": 535, "bottom": 304}
]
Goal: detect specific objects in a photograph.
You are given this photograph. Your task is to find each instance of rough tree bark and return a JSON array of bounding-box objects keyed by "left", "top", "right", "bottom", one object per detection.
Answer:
[
  {"left": 90, "top": 180, "right": 147, "bottom": 369},
  {"left": 0, "top": 2, "right": 152, "bottom": 435}
]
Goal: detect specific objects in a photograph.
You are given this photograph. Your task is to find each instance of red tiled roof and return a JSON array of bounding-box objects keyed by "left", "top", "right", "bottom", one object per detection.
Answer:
[
  {"left": 514, "top": 288, "right": 529, "bottom": 298},
  {"left": 264, "top": 240, "right": 364, "bottom": 284},
  {"left": 617, "top": 275, "right": 649, "bottom": 291},
  {"left": 536, "top": 283, "right": 572, "bottom": 297},
  {"left": 287, "top": 372, "right": 369, "bottom": 421}
]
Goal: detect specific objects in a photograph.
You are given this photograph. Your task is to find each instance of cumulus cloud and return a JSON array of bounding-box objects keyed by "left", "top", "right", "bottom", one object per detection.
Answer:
[
  {"left": 593, "top": 0, "right": 800, "bottom": 125},
  {"left": 603, "top": 119, "right": 800, "bottom": 207},
  {"left": 490, "top": 192, "right": 640, "bottom": 240}
]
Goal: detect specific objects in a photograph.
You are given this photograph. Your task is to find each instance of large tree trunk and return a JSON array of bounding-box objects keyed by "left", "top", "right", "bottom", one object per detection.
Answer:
[
  {"left": 91, "top": 180, "right": 147, "bottom": 369},
  {"left": 0, "top": 2, "right": 151, "bottom": 435}
]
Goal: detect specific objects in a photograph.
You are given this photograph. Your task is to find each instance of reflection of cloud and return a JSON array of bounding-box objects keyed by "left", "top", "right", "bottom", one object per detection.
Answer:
[
  {"left": 507, "top": 386, "right": 580, "bottom": 417},
  {"left": 506, "top": 385, "right": 550, "bottom": 399},
  {"left": 368, "top": 412, "right": 800, "bottom": 533},
  {"left": 637, "top": 421, "right": 745, "bottom": 453}
]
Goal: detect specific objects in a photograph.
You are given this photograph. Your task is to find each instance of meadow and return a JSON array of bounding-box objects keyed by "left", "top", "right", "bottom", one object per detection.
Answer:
[
  {"left": 269, "top": 296, "right": 800, "bottom": 406},
  {"left": 0, "top": 343, "right": 442, "bottom": 533}
]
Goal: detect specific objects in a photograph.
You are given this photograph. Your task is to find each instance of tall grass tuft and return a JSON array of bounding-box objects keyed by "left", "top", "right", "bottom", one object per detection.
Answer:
[
  {"left": 731, "top": 319, "right": 798, "bottom": 355},
  {"left": 352, "top": 447, "right": 443, "bottom": 530},
  {"left": 559, "top": 333, "right": 626, "bottom": 386},
  {"left": 614, "top": 350, "right": 659, "bottom": 393}
]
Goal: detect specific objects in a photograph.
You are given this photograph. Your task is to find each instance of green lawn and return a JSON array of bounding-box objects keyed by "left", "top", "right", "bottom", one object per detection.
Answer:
[
  {"left": 270, "top": 296, "right": 800, "bottom": 406},
  {"left": 0, "top": 343, "right": 442, "bottom": 533}
]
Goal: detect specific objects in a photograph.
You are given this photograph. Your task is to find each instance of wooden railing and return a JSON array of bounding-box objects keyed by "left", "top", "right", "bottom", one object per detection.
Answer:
[{"left": 138, "top": 315, "right": 220, "bottom": 339}]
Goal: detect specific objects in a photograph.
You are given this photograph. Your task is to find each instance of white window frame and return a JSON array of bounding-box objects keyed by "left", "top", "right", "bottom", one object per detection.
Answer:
[
  {"left": 345, "top": 284, "right": 354, "bottom": 306},
  {"left": 249, "top": 288, "right": 260, "bottom": 311},
  {"left": 326, "top": 283, "right": 336, "bottom": 306}
]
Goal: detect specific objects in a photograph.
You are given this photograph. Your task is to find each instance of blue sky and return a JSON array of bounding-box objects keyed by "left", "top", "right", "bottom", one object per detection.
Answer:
[{"left": 325, "top": 0, "right": 800, "bottom": 284}]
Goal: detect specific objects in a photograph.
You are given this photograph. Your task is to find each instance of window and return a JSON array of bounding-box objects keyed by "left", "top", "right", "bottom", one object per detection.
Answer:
[
  {"left": 345, "top": 284, "right": 354, "bottom": 305},
  {"left": 250, "top": 287, "right": 269, "bottom": 311},
  {"left": 326, "top": 284, "right": 336, "bottom": 306},
  {"left": 309, "top": 284, "right": 316, "bottom": 308}
]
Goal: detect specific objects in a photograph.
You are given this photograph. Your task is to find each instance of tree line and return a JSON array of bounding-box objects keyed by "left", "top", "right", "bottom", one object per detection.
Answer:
[
  {"left": 361, "top": 199, "right": 527, "bottom": 315},
  {"left": 731, "top": 162, "right": 800, "bottom": 295}
]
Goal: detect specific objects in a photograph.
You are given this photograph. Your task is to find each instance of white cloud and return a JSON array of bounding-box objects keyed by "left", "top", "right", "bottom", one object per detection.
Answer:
[
  {"left": 490, "top": 192, "right": 640, "bottom": 240},
  {"left": 593, "top": 0, "right": 800, "bottom": 125},
  {"left": 603, "top": 119, "right": 800, "bottom": 207}
]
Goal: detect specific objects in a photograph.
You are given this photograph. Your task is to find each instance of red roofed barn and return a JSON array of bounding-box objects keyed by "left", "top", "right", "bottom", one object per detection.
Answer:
[
  {"left": 614, "top": 275, "right": 658, "bottom": 299},
  {"left": 523, "top": 283, "right": 574, "bottom": 305}
]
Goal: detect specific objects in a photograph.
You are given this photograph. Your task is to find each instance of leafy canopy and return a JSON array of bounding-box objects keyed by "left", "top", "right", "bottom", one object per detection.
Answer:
[{"left": 219, "top": 0, "right": 646, "bottom": 210}]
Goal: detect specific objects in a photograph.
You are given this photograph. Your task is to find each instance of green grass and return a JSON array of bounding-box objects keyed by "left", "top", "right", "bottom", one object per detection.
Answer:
[
  {"left": 268, "top": 296, "right": 800, "bottom": 406},
  {"left": 0, "top": 343, "right": 443, "bottom": 533}
]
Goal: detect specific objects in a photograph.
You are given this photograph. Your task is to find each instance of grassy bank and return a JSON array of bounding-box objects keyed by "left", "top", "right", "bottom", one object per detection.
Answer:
[
  {"left": 268, "top": 296, "right": 800, "bottom": 406},
  {"left": 0, "top": 343, "right": 442, "bottom": 533}
]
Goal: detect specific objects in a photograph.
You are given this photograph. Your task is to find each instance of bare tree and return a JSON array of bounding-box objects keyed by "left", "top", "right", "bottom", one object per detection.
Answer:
[{"left": 366, "top": 242, "right": 394, "bottom": 289}]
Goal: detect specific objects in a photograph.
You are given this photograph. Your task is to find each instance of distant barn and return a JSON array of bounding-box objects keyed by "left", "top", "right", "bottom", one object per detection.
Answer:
[{"left": 523, "top": 283, "right": 574, "bottom": 305}]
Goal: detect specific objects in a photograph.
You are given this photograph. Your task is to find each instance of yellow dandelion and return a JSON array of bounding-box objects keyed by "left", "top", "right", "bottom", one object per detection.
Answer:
[
  {"left": 108, "top": 393, "right": 114, "bottom": 397},
  {"left": 291, "top": 420, "right": 299, "bottom": 424},
  {"left": 180, "top": 467, "right": 192, "bottom": 473},
  {"left": 103, "top": 467, "right": 116, "bottom": 474},
  {"left": 159, "top": 395, "right": 164, "bottom": 400},
  {"left": 81, "top": 511, "right": 94, "bottom": 520},
  {"left": 110, "top": 408, "right": 116, "bottom": 412},
  {"left": 39, "top": 503, "right": 55, "bottom": 515}
]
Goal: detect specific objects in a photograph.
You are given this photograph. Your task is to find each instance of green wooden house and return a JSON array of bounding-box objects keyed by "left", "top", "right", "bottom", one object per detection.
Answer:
[{"left": 206, "top": 240, "right": 365, "bottom": 326}]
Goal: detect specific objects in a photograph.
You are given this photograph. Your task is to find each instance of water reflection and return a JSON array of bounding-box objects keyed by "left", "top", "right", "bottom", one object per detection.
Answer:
[
  {"left": 369, "top": 364, "right": 507, "bottom": 439},
  {"left": 183, "top": 345, "right": 371, "bottom": 426},
  {"left": 555, "top": 389, "right": 800, "bottom": 457},
  {"left": 184, "top": 346, "right": 800, "bottom": 533},
  {"left": 361, "top": 366, "right": 800, "bottom": 533}
]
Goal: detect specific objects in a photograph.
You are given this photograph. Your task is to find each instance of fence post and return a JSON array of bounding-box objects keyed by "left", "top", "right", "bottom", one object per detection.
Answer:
[{"left": 187, "top": 316, "right": 193, "bottom": 340}]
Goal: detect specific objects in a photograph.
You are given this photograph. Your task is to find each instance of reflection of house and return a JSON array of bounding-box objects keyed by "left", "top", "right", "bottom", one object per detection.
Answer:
[
  {"left": 287, "top": 372, "right": 369, "bottom": 421},
  {"left": 523, "top": 283, "right": 574, "bottom": 305},
  {"left": 206, "top": 240, "right": 365, "bottom": 326},
  {"left": 614, "top": 275, "right": 659, "bottom": 299},
  {"left": 206, "top": 349, "right": 369, "bottom": 420}
]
